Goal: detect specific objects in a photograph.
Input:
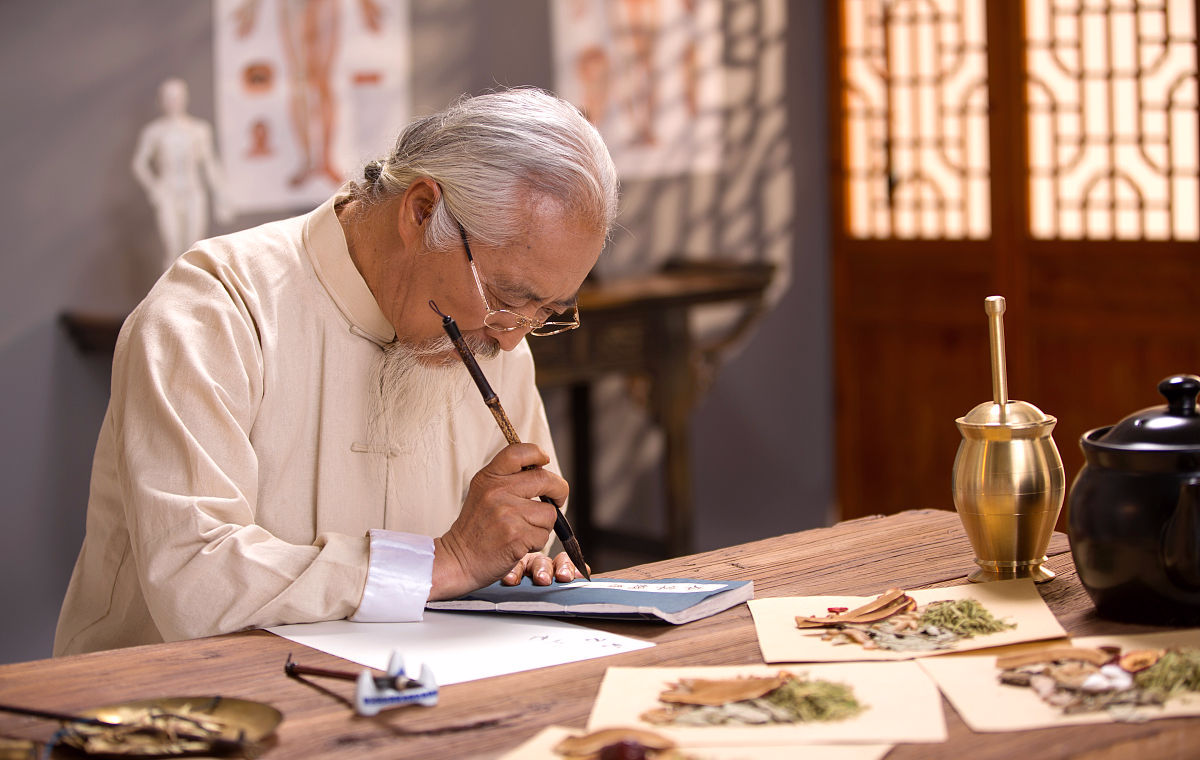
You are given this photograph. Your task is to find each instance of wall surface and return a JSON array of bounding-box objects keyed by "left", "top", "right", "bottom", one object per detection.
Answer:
[{"left": 0, "top": 0, "right": 829, "bottom": 664}]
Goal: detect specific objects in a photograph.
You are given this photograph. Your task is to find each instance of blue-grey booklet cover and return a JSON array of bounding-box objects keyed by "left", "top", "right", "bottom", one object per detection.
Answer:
[{"left": 425, "top": 577, "right": 754, "bottom": 624}]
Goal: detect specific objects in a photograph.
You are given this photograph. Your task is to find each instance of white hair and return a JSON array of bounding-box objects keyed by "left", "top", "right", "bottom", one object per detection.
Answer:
[
  {"left": 356, "top": 88, "right": 619, "bottom": 250},
  {"left": 366, "top": 333, "right": 498, "bottom": 451}
]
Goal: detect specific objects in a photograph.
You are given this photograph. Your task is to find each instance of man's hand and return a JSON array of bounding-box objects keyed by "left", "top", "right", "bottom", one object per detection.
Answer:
[
  {"left": 428, "top": 443, "right": 569, "bottom": 601},
  {"left": 501, "top": 551, "right": 584, "bottom": 586}
]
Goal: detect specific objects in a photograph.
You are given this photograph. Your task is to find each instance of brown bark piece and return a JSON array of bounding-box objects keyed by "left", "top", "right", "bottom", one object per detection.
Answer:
[
  {"left": 796, "top": 588, "right": 913, "bottom": 628},
  {"left": 995, "top": 647, "right": 1111, "bottom": 669},
  {"left": 658, "top": 675, "right": 787, "bottom": 706}
]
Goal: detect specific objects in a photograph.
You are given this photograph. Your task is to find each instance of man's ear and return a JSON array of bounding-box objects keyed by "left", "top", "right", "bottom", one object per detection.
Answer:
[{"left": 402, "top": 178, "right": 440, "bottom": 230}]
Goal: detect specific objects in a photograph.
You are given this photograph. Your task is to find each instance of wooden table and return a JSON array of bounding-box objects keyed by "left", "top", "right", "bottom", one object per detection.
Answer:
[{"left": 2, "top": 509, "right": 1195, "bottom": 759}]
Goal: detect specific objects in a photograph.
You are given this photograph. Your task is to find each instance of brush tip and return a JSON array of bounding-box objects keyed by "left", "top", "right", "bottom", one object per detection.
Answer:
[{"left": 562, "top": 536, "right": 591, "bottom": 581}]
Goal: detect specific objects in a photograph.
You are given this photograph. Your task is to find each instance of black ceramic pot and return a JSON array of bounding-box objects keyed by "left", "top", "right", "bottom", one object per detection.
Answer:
[{"left": 1068, "top": 374, "right": 1200, "bottom": 625}]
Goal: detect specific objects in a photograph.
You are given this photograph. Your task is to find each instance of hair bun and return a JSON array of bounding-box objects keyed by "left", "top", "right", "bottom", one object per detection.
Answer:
[{"left": 363, "top": 159, "right": 383, "bottom": 184}]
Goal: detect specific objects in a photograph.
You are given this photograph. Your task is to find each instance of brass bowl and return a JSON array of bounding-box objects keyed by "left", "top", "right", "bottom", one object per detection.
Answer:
[{"left": 59, "top": 696, "right": 281, "bottom": 757}]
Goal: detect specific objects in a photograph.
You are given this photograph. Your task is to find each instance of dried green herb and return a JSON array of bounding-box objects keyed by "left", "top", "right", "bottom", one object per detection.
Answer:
[
  {"left": 1134, "top": 649, "right": 1200, "bottom": 698},
  {"left": 763, "top": 676, "right": 864, "bottom": 723},
  {"left": 917, "top": 599, "right": 1014, "bottom": 638}
]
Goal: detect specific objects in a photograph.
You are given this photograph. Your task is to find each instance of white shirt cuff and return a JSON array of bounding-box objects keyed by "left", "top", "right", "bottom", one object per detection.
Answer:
[{"left": 349, "top": 529, "right": 434, "bottom": 622}]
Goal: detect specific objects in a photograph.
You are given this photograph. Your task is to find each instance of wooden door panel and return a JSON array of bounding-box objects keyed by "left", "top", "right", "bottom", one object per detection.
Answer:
[
  {"left": 838, "top": 244, "right": 996, "bottom": 318},
  {"left": 1029, "top": 245, "right": 1200, "bottom": 320},
  {"left": 836, "top": 240, "right": 1002, "bottom": 520},
  {"left": 838, "top": 311, "right": 991, "bottom": 519},
  {"left": 1030, "top": 323, "right": 1200, "bottom": 501}
]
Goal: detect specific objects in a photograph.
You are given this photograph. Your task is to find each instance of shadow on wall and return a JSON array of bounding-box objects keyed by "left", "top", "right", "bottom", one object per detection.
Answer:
[
  {"left": 0, "top": 319, "right": 109, "bottom": 663},
  {"left": 577, "top": 0, "right": 818, "bottom": 555}
]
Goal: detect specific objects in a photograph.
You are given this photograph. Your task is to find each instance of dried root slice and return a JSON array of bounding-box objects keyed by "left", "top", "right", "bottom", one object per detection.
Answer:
[
  {"left": 1046, "top": 660, "right": 1101, "bottom": 689},
  {"left": 658, "top": 675, "right": 786, "bottom": 706},
  {"left": 796, "top": 588, "right": 913, "bottom": 628},
  {"left": 1118, "top": 649, "right": 1165, "bottom": 673},
  {"left": 825, "top": 627, "right": 876, "bottom": 648},
  {"left": 554, "top": 727, "right": 675, "bottom": 757},
  {"left": 639, "top": 708, "right": 675, "bottom": 726},
  {"left": 995, "top": 647, "right": 1111, "bottom": 670}
]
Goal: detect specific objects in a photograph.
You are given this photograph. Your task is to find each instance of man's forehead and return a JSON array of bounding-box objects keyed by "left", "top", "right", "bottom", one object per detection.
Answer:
[
  {"left": 490, "top": 274, "right": 578, "bottom": 311},
  {"left": 490, "top": 216, "right": 603, "bottom": 306}
]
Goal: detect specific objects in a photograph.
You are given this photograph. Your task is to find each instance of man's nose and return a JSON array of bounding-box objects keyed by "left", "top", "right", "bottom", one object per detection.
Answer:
[{"left": 493, "top": 327, "right": 530, "bottom": 352}]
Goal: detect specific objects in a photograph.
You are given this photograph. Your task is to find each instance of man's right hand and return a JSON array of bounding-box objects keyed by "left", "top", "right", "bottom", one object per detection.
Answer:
[{"left": 428, "top": 442, "right": 568, "bottom": 601}]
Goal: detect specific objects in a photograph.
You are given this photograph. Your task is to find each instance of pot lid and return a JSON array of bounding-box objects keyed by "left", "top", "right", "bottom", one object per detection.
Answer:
[
  {"left": 958, "top": 399, "right": 1054, "bottom": 428},
  {"left": 1097, "top": 374, "right": 1200, "bottom": 448}
]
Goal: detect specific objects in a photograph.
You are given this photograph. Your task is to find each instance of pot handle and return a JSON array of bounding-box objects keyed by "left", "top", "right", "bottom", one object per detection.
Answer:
[{"left": 1163, "top": 477, "right": 1200, "bottom": 591}]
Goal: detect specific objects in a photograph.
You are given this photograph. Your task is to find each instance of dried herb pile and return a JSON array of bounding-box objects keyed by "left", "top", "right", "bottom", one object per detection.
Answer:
[
  {"left": 997, "top": 645, "right": 1200, "bottom": 716},
  {"left": 1134, "top": 649, "right": 1200, "bottom": 697},
  {"left": 61, "top": 705, "right": 245, "bottom": 756},
  {"left": 639, "top": 671, "right": 864, "bottom": 727},
  {"left": 919, "top": 599, "right": 1012, "bottom": 637},
  {"left": 795, "top": 589, "right": 1014, "bottom": 652}
]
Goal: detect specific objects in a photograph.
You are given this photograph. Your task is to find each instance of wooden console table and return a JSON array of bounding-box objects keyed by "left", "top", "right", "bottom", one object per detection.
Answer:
[
  {"left": 529, "top": 261, "right": 775, "bottom": 559},
  {"left": 61, "top": 261, "right": 775, "bottom": 561}
]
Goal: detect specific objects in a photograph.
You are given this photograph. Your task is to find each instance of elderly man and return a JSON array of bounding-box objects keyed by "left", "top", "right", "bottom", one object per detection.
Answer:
[{"left": 55, "top": 89, "right": 619, "bottom": 655}]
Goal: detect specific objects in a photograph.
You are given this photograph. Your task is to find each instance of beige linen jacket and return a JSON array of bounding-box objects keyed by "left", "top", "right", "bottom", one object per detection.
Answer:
[{"left": 54, "top": 195, "right": 558, "bottom": 655}]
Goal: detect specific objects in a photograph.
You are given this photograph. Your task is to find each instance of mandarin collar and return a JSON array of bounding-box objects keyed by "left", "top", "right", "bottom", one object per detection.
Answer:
[{"left": 302, "top": 190, "right": 396, "bottom": 345}]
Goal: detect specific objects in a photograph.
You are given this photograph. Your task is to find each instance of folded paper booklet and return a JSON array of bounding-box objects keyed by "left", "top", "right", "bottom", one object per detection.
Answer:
[{"left": 426, "top": 577, "right": 754, "bottom": 624}]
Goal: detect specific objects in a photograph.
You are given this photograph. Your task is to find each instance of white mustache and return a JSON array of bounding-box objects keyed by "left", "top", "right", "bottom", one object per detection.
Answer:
[{"left": 409, "top": 332, "right": 500, "bottom": 365}]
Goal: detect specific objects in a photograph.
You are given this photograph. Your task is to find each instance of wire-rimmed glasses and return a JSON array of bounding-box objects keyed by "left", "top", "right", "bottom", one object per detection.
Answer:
[{"left": 458, "top": 223, "right": 580, "bottom": 337}]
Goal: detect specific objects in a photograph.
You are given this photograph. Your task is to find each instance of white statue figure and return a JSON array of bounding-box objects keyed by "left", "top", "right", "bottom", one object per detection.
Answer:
[{"left": 132, "top": 78, "right": 233, "bottom": 271}]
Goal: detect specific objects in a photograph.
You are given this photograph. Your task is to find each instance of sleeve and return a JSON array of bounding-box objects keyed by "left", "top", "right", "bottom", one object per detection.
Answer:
[
  {"left": 111, "top": 257, "right": 376, "bottom": 641},
  {"left": 349, "top": 530, "right": 434, "bottom": 621}
]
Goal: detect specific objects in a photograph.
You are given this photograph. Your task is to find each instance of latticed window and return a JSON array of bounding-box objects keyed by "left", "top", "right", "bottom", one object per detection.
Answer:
[
  {"left": 1026, "top": 0, "right": 1198, "bottom": 239},
  {"left": 839, "top": 0, "right": 1198, "bottom": 240},
  {"left": 842, "top": 0, "right": 992, "bottom": 238}
]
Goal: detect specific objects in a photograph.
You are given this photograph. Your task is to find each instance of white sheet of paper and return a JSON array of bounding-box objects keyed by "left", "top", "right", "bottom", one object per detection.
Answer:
[
  {"left": 267, "top": 611, "right": 653, "bottom": 685},
  {"left": 498, "top": 725, "right": 894, "bottom": 760}
]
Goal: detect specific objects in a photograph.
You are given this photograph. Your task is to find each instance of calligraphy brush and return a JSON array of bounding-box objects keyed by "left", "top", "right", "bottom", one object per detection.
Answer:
[{"left": 429, "top": 300, "right": 591, "bottom": 580}]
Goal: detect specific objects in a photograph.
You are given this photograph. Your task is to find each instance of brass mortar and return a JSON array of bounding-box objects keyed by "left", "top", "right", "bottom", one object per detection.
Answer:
[{"left": 952, "top": 296, "right": 1064, "bottom": 583}]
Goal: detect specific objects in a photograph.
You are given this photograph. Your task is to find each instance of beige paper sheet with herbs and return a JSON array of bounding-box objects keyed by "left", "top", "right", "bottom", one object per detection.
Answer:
[
  {"left": 587, "top": 662, "right": 947, "bottom": 746},
  {"left": 497, "top": 725, "right": 894, "bottom": 760},
  {"left": 749, "top": 579, "right": 1068, "bottom": 663},
  {"left": 918, "top": 629, "right": 1200, "bottom": 732}
]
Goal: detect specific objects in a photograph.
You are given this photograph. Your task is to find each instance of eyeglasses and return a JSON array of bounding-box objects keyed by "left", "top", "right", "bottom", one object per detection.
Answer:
[{"left": 458, "top": 223, "right": 580, "bottom": 337}]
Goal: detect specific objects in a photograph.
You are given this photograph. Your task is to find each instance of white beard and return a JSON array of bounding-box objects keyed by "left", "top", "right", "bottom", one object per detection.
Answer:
[{"left": 367, "top": 332, "right": 500, "bottom": 450}]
